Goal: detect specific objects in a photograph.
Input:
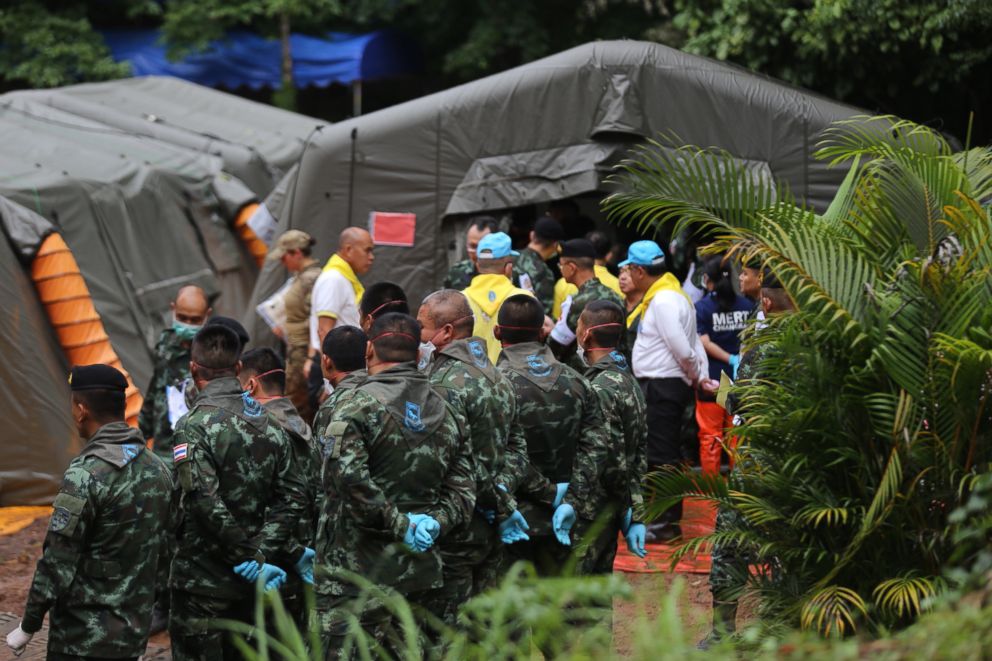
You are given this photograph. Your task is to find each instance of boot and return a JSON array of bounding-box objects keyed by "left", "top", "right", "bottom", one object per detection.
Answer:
[{"left": 696, "top": 598, "right": 737, "bottom": 649}]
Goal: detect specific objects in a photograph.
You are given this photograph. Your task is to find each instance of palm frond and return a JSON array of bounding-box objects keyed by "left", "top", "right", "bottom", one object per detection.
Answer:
[
  {"left": 800, "top": 585, "right": 869, "bottom": 637},
  {"left": 872, "top": 574, "right": 943, "bottom": 620}
]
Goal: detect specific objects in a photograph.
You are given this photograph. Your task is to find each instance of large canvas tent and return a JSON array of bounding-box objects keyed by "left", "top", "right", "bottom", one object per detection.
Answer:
[
  {"left": 246, "top": 39, "right": 866, "bottom": 340},
  {"left": 16, "top": 76, "right": 324, "bottom": 197},
  {"left": 0, "top": 196, "right": 79, "bottom": 505}
]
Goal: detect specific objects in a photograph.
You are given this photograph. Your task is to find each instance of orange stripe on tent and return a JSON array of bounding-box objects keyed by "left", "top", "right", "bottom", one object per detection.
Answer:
[
  {"left": 233, "top": 203, "right": 267, "bottom": 267},
  {"left": 31, "top": 234, "right": 144, "bottom": 426}
]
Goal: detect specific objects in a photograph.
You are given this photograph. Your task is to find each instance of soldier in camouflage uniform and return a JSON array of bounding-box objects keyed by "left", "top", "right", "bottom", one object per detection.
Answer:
[
  {"left": 139, "top": 284, "right": 211, "bottom": 458},
  {"left": 699, "top": 273, "right": 794, "bottom": 649},
  {"left": 240, "top": 348, "right": 321, "bottom": 629},
  {"left": 417, "top": 290, "right": 521, "bottom": 620},
  {"left": 513, "top": 217, "right": 563, "bottom": 315},
  {"left": 169, "top": 326, "right": 307, "bottom": 661},
  {"left": 7, "top": 365, "right": 172, "bottom": 660},
  {"left": 549, "top": 239, "right": 624, "bottom": 365},
  {"left": 493, "top": 295, "right": 609, "bottom": 576},
  {"left": 557, "top": 301, "right": 649, "bottom": 574},
  {"left": 314, "top": 313, "right": 475, "bottom": 657},
  {"left": 442, "top": 217, "right": 498, "bottom": 290}
]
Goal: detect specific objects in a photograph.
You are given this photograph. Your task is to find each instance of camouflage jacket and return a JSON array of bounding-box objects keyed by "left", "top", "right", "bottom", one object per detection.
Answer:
[
  {"left": 443, "top": 259, "right": 477, "bottom": 290},
  {"left": 314, "top": 363, "right": 474, "bottom": 598},
  {"left": 565, "top": 278, "right": 625, "bottom": 334},
  {"left": 262, "top": 397, "right": 320, "bottom": 555},
  {"left": 22, "top": 423, "right": 172, "bottom": 657},
  {"left": 170, "top": 377, "right": 307, "bottom": 599},
  {"left": 428, "top": 337, "right": 517, "bottom": 561},
  {"left": 514, "top": 247, "right": 556, "bottom": 315},
  {"left": 564, "top": 351, "right": 647, "bottom": 523},
  {"left": 138, "top": 328, "right": 191, "bottom": 456},
  {"left": 496, "top": 343, "right": 608, "bottom": 536}
]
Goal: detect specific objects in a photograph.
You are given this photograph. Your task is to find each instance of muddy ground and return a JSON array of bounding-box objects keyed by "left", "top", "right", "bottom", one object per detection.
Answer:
[{"left": 0, "top": 516, "right": 715, "bottom": 658}]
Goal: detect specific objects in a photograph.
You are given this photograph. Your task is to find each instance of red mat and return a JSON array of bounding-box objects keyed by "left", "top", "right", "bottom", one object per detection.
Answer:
[{"left": 613, "top": 499, "right": 717, "bottom": 574}]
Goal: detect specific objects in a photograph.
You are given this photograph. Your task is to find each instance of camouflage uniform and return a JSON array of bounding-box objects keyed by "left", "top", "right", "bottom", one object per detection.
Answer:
[
  {"left": 313, "top": 363, "right": 475, "bottom": 656},
  {"left": 565, "top": 278, "right": 624, "bottom": 335},
  {"left": 442, "top": 258, "right": 476, "bottom": 290},
  {"left": 21, "top": 423, "right": 172, "bottom": 658},
  {"left": 496, "top": 343, "right": 608, "bottom": 575},
  {"left": 427, "top": 337, "right": 517, "bottom": 619},
  {"left": 564, "top": 350, "right": 647, "bottom": 574},
  {"left": 261, "top": 396, "right": 320, "bottom": 628},
  {"left": 139, "top": 328, "right": 192, "bottom": 457},
  {"left": 514, "top": 247, "right": 555, "bottom": 315},
  {"left": 284, "top": 262, "right": 323, "bottom": 421},
  {"left": 169, "top": 377, "right": 307, "bottom": 661}
]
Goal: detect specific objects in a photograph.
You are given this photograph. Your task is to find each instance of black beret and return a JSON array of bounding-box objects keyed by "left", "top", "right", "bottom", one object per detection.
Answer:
[
  {"left": 534, "top": 216, "right": 564, "bottom": 241},
  {"left": 69, "top": 364, "right": 128, "bottom": 392},
  {"left": 559, "top": 238, "right": 597, "bottom": 259},
  {"left": 205, "top": 316, "right": 250, "bottom": 348}
]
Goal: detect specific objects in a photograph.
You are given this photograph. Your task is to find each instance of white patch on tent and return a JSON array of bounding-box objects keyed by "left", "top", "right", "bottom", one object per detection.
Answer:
[{"left": 247, "top": 204, "right": 279, "bottom": 246}]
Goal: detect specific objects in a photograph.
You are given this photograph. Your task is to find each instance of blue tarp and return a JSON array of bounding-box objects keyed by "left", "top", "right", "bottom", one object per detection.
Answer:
[{"left": 104, "top": 29, "right": 421, "bottom": 89}]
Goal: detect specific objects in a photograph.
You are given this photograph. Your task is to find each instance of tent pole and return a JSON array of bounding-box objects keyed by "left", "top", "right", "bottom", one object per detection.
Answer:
[{"left": 352, "top": 80, "right": 362, "bottom": 116}]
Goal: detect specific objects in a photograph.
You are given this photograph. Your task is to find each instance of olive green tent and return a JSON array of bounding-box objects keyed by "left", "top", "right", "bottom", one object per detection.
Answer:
[{"left": 245, "top": 40, "right": 866, "bottom": 342}]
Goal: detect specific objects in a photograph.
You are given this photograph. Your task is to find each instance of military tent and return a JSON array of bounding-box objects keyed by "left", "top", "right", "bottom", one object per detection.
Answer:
[
  {"left": 15, "top": 76, "right": 324, "bottom": 197},
  {"left": 245, "top": 39, "right": 867, "bottom": 339}
]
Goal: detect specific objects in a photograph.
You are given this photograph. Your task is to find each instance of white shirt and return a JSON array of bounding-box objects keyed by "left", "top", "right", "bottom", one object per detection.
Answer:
[
  {"left": 632, "top": 289, "right": 707, "bottom": 385},
  {"left": 309, "top": 269, "right": 361, "bottom": 351}
]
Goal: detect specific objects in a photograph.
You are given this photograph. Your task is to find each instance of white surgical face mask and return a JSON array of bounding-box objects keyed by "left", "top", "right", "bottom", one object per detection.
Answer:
[
  {"left": 418, "top": 342, "right": 436, "bottom": 371},
  {"left": 576, "top": 343, "right": 588, "bottom": 366}
]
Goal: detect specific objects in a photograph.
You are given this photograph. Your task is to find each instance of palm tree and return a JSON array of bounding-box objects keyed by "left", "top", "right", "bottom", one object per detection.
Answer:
[{"left": 603, "top": 116, "right": 992, "bottom": 636}]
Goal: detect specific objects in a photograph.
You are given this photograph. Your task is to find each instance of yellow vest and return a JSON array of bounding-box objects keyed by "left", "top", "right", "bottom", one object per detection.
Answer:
[
  {"left": 462, "top": 273, "right": 533, "bottom": 363},
  {"left": 552, "top": 265, "right": 623, "bottom": 318}
]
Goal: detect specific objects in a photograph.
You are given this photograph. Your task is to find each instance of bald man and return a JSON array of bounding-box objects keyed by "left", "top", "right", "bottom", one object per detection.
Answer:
[
  {"left": 140, "top": 284, "right": 211, "bottom": 458},
  {"left": 308, "top": 228, "right": 375, "bottom": 360}
]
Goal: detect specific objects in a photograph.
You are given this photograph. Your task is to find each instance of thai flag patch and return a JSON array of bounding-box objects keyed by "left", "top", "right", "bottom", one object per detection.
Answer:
[{"left": 173, "top": 443, "right": 188, "bottom": 463}]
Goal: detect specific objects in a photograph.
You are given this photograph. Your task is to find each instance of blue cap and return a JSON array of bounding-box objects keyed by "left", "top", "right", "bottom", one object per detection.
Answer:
[
  {"left": 476, "top": 232, "right": 519, "bottom": 259},
  {"left": 619, "top": 240, "right": 666, "bottom": 268}
]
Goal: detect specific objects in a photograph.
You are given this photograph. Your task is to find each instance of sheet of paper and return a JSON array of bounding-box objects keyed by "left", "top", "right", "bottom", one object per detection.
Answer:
[
  {"left": 716, "top": 371, "right": 734, "bottom": 410},
  {"left": 255, "top": 276, "right": 294, "bottom": 331},
  {"left": 166, "top": 383, "right": 190, "bottom": 430}
]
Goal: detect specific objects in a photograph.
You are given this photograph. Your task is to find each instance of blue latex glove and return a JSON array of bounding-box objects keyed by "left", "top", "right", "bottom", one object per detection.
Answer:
[
  {"left": 622, "top": 507, "right": 634, "bottom": 533},
  {"left": 499, "top": 510, "right": 530, "bottom": 544},
  {"left": 404, "top": 514, "right": 424, "bottom": 551},
  {"left": 258, "top": 564, "right": 287, "bottom": 591},
  {"left": 553, "top": 482, "right": 569, "bottom": 509},
  {"left": 295, "top": 547, "right": 315, "bottom": 584},
  {"left": 414, "top": 515, "right": 441, "bottom": 551},
  {"left": 552, "top": 503, "right": 575, "bottom": 546},
  {"left": 728, "top": 354, "right": 741, "bottom": 379},
  {"left": 625, "top": 523, "right": 647, "bottom": 558},
  {"left": 233, "top": 560, "right": 260, "bottom": 581}
]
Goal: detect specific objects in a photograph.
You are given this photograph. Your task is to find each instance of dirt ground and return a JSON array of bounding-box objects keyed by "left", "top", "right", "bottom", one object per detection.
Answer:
[{"left": 0, "top": 515, "right": 715, "bottom": 658}]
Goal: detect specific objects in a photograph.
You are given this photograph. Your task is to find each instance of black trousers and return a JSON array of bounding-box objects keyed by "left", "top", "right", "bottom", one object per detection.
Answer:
[{"left": 639, "top": 377, "right": 693, "bottom": 525}]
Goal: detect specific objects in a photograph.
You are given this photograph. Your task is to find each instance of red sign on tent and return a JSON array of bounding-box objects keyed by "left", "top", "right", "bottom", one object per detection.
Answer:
[{"left": 369, "top": 212, "right": 416, "bottom": 247}]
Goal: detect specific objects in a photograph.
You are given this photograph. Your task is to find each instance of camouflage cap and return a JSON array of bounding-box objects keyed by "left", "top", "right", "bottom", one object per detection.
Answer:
[{"left": 267, "top": 229, "right": 314, "bottom": 261}]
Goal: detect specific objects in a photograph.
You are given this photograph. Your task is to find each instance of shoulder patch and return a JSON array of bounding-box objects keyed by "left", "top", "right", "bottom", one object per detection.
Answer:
[
  {"left": 468, "top": 340, "right": 488, "bottom": 368},
  {"left": 173, "top": 443, "right": 189, "bottom": 464},
  {"left": 526, "top": 354, "right": 553, "bottom": 377},
  {"left": 610, "top": 350, "right": 629, "bottom": 371},
  {"left": 404, "top": 401, "right": 426, "bottom": 432},
  {"left": 49, "top": 492, "right": 86, "bottom": 536},
  {"left": 320, "top": 421, "right": 348, "bottom": 459},
  {"left": 121, "top": 443, "right": 142, "bottom": 465},
  {"left": 242, "top": 392, "right": 264, "bottom": 418}
]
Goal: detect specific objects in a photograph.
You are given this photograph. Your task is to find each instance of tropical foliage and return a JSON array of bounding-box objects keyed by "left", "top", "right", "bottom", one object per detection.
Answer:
[{"left": 603, "top": 115, "right": 992, "bottom": 636}]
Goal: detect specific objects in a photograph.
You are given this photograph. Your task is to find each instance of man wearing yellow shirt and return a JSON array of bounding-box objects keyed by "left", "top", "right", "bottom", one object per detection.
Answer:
[
  {"left": 552, "top": 231, "right": 621, "bottom": 319},
  {"left": 462, "top": 232, "right": 533, "bottom": 363}
]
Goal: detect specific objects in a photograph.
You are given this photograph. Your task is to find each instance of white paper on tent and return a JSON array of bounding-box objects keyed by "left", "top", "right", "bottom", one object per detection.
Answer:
[
  {"left": 247, "top": 203, "right": 279, "bottom": 246},
  {"left": 167, "top": 383, "right": 190, "bottom": 430},
  {"left": 256, "top": 276, "right": 295, "bottom": 331}
]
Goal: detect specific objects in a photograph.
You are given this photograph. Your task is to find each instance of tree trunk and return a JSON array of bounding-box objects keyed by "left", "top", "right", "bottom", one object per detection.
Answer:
[{"left": 274, "top": 11, "right": 297, "bottom": 110}]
